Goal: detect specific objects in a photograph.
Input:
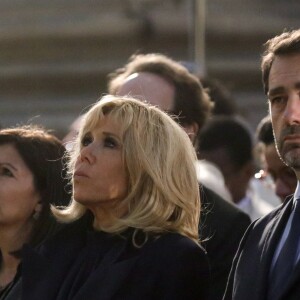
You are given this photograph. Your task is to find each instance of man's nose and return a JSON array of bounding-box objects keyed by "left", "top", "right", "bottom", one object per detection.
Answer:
[{"left": 283, "top": 93, "right": 300, "bottom": 126}]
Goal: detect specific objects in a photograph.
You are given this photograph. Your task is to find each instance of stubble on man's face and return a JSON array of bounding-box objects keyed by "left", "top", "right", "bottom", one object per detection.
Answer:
[
  {"left": 268, "top": 54, "right": 300, "bottom": 173},
  {"left": 275, "top": 125, "right": 300, "bottom": 170}
]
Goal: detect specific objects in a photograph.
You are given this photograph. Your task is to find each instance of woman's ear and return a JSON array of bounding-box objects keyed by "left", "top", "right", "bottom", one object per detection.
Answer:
[{"left": 33, "top": 202, "right": 43, "bottom": 220}]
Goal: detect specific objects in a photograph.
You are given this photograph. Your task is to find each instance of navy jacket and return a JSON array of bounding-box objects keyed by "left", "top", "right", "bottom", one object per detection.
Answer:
[
  {"left": 21, "top": 215, "right": 210, "bottom": 300},
  {"left": 200, "top": 186, "right": 251, "bottom": 300},
  {"left": 224, "top": 196, "right": 300, "bottom": 300}
]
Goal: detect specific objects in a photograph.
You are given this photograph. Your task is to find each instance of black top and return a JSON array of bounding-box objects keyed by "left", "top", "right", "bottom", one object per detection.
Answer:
[
  {"left": 0, "top": 217, "right": 63, "bottom": 300},
  {"left": 0, "top": 263, "right": 21, "bottom": 300},
  {"left": 21, "top": 215, "right": 211, "bottom": 300},
  {"left": 57, "top": 230, "right": 125, "bottom": 299},
  {"left": 199, "top": 185, "right": 251, "bottom": 300}
]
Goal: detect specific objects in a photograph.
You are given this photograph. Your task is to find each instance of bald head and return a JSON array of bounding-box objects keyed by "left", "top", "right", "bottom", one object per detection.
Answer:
[{"left": 117, "top": 72, "right": 175, "bottom": 112}]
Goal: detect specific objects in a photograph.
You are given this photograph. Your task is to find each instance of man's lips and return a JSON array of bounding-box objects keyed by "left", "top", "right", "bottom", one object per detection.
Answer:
[
  {"left": 283, "top": 134, "right": 300, "bottom": 142},
  {"left": 281, "top": 135, "right": 300, "bottom": 154},
  {"left": 280, "top": 126, "right": 300, "bottom": 143}
]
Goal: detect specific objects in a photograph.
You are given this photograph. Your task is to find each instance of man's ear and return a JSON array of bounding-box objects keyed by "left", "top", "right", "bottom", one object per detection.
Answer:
[{"left": 183, "top": 122, "right": 199, "bottom": 143}]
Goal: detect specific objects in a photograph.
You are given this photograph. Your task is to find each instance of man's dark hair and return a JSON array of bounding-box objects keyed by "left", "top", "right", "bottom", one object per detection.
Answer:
[
  {"left": 261, "top": 29, "right": 300, "bottom": 94},
  {"left": 108, "top": 53, "right": 213, "bottom": 131},
  {"left": 198, "top": 116, "right": 253, "bottom": 170},
  {"left": 256, "top": 115, "right": 275, "bottom": 146},
  {"left": 200, "top": 76, "right": 238, "bottom": 116}
]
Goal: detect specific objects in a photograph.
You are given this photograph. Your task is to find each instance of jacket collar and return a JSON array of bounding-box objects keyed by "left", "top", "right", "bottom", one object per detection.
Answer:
[{"left": 258, "top": 197, "right": 294, "bottom": 299}]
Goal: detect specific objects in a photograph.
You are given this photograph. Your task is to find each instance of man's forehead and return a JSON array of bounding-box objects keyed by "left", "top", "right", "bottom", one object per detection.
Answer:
[{"left": 268, "top": 54, "right": 300, "bottom": 95}]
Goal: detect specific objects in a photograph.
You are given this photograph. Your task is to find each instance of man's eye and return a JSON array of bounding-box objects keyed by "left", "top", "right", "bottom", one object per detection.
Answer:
[
  {"left": 81, "top": 134, "right": 93, "bottom": 147},
  {"left": 270, "top": 96, "right": 285, "bottom": 106},
  {"left": 104, "top": 137, "right": 117, "bottom": 148}
]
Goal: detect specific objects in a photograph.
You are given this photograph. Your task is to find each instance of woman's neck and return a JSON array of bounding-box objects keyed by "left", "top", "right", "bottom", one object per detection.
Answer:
[
  {"left": 90, "top": 202, "right": 127, "bottom": 231},
  {"left": 0, "top": 222, "right": 33, "bottom": 253},
  {"left": 0, "top": 223, "right": 32, "bottom": 288},
  {"left": 0, "top": 251, "right": 20, "bottom": 289},
  {"left": 92, "top": 208, "right": 116, "bottom": 230}
]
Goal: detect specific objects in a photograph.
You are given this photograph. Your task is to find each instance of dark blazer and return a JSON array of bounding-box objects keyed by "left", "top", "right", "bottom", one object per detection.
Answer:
[
  {"left": 200, "top": 186, "right": 251, "bottom": 300},
  {"left": 223, "top": 196, "right": 300, "bottom": 300},
  {"left": 21, "top": 216, "right": 210, "bottom": 300}
]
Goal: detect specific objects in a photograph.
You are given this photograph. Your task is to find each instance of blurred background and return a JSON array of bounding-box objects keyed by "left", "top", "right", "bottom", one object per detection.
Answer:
[{"left": 0, "top": 0, "right": 299, "bottom": 138}]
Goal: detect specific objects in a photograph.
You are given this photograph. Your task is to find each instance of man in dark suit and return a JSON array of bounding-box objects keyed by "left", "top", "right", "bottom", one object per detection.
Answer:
[
  {"left": 224, "top": 29, "right": 300, "bottom": 300},
  {"left": 107, "top": 53, "right": 251, "bottom": 300}
]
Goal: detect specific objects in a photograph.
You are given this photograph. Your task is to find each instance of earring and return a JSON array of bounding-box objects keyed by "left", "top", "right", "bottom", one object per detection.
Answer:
[
  {"left": 32, "top": 201, "right": 42, "bottom": 221},
  {"left": 32, "top": 210, "right": 40, "bottom": 220}
]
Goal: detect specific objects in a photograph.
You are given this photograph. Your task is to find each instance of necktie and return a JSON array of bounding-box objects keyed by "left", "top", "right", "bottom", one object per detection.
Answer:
[{"left": 268, "top": 199, "right": 300, "bottom": 299}]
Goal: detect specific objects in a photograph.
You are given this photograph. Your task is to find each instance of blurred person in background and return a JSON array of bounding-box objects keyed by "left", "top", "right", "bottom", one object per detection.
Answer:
[
  {"left": 21, "top": 96, "right": 211, "bottom": 299},
  {"left": 198, "top": 76, "right": 279, "bottom": 208},
  {"left": 256, "top": 115, "right": 297, "bottom": 202},
  {"left": 108, "top": 53, "right": 251, "bottom": 300},
  {"left": 0, "top": 125, "right": 70, "bottom": 299},
  {"left": 195, "top": 76, "right": 238, "bottom": 202},
  {"left": 200, "top": 76, "right": 239, "bottom": 117},
  {"left": 198, "top": 116, "right": 275, "bottom": 221}
]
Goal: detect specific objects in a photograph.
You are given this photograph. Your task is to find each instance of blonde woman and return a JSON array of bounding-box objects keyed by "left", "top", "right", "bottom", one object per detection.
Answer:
[{"left": 22, "top": 95, "right": 210, "bottom": 299}]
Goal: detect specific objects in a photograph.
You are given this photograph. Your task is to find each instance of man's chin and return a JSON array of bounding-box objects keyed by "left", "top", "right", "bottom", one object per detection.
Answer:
[{"left": 283, "top": 148, "right": 300, "bottom": 169}]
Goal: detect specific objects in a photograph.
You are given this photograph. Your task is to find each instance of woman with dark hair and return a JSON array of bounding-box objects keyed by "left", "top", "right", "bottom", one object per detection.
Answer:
[{"left": 0, "top": 125, "right": 70, "bottom": 298}]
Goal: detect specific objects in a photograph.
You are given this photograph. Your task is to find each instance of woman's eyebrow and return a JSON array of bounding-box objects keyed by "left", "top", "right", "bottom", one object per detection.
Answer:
[
  {"left": 102, "top": 131, "right": 121, "bottom": 140},
  {"left": 0, "top": 162, "right": 18, "bottom": 171}
]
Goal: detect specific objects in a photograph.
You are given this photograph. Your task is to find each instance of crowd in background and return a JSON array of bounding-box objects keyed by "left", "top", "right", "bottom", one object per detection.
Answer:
[{"left": 0, "top": 28, "right": 300, "bottom": 300}]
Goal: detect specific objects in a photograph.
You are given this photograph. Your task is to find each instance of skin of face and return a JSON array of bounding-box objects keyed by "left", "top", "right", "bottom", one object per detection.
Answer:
[
  {"left": 268, "top": 54, "right": 300, "bottom": 178},
  {"left": 73, "top": 117, "right": 128, "bottom": 219},
  {"left": 200, "top": 148, "right": 252, "bottom": 204},
  {"left": 117, "top": 72, "right": 198, "bottom": 140},
  {"left": 265, "top": 143, "right": 297, "bottom": 201},
  {"left": 0, "top": 144, "right": 40, "bottom": 228}
]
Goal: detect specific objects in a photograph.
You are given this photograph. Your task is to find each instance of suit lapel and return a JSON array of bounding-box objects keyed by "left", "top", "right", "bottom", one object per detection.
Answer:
[
  {"left": 279, "top": 260, "right": 300, "bottom": 300},
  {"left": 254, "top": 198, "right": 294, "bottom": 299},
  {"left": 275, "top": 197, "right": 300, "bottom": 299}
]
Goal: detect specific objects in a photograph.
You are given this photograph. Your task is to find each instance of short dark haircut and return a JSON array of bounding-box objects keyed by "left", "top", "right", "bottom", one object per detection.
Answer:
[
  {"left": 256, "top": 115, "right": 274, "bottom": 146},
  {"left": 198, "top": 116, "right": 253, "bottom": 170},
  {"left": 0, "top": 125, "right": 71, "bottom": 247},
  {"left": 200, "top": 76, "right": 238, "bottom": 116},
  {"left": 261, "top": 29, "right": 300, "bottom": 94},
  {"left": 108, "top": 53, "right": 213, "bottom": 131}
]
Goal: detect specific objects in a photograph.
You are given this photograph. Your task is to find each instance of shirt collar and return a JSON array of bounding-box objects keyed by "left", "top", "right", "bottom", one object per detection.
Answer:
[{"left": 294, "top": 181, "right": 300, "bottom": 202}]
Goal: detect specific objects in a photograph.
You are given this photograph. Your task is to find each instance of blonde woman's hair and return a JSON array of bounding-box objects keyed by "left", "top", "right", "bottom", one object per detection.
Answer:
[{"left": 53, "top": 95, "right": 200, "bottom": 244}]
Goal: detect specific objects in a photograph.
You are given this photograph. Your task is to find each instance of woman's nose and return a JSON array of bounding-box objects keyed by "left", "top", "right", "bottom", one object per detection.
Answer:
[{"left": 79, "top": 144, "right": 96, "bottom": 164}]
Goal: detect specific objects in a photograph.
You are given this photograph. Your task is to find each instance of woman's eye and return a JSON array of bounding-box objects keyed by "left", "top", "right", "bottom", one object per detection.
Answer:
[
  {"left": 104, "top": 137, "right": 118, "bottom": 148},
  {"left": 1, "top": 167, "right": 13, "bottom": 177},
  {"left": 81, "top": 134, "right": 93, "bottom": 147}
]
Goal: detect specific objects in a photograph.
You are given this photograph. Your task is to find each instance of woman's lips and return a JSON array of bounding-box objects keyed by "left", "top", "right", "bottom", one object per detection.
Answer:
[{"left": 74, "top": 170, "right": 89, "bottom": 178}]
